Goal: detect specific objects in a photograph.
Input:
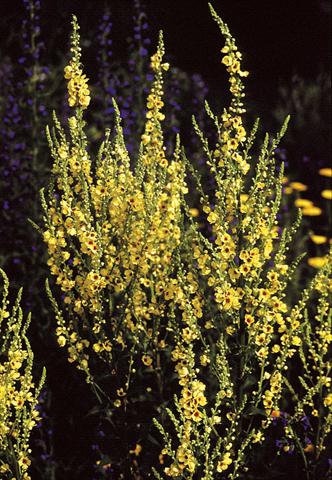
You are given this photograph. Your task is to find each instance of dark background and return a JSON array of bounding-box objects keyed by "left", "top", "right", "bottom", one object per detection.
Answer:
[{"left": 0, "top": 0, "right": 330, "bottom": 108}]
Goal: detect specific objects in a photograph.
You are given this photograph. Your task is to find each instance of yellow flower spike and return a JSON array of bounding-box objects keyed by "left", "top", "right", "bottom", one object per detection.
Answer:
[
  {"left": 141, "top": 31, "right": 168, "bottom": 169},
  {"left": 64, "top": 15, "right": 90, "bottom": 109},
  {"left": 0, "top": 269, "right": 46, "bottom": 478},
  {"left": 318, "top": 168, "right": 332, "bottom": 177},
  {"left": 209, "top": 2, "right": 247, "bottom": 116},
  {"left": 321, "top": 189, "right": 332, "bottom": 200},
  {"left": 307, "top": 257, "right": 327, "bottom": 268},
  {"left": 302, "top": 206, "right": 322, "bottom": 216},
  {"left": 289, "top": 181, "right": 308, "bottom": 192},
  {"left": 310, "top": 234, "right": 327, "bottom": 245}
]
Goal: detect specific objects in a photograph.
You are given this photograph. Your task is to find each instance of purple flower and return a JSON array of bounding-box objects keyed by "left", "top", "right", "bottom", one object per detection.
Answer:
[
  {"left": 139, "top": 47, "right": 148, "bottom": 57},
  {"left": 301, "top": 415, "right": 310, "bottom": 431},
  {"left": 275, "top": 439, "right": 283, "bottom": 449}
]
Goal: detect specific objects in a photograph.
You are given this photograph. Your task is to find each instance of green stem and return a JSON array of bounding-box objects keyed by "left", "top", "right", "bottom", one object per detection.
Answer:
[{"left": 288, "top": 424, "right": 310, "bottom": 480}]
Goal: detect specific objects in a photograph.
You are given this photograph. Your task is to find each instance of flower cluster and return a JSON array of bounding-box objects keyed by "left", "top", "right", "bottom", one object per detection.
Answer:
[
  {"left": 285, "top": 257, "right": 332, "bottom": 459},
  {"left": 64, "top": 16, "right": 90, "bottom": 109},
  {"left": 153, "top": 5, "right": 331, "bottom": 479},
  {"left": 0, "top": 269, "right": 45, "bottom": 480},
  {"left": 42, "top": 26, "right": 187, "bottom": 389}
]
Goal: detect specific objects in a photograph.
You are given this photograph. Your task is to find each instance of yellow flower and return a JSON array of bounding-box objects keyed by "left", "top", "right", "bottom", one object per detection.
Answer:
[
  {"left": 207, "top": 211, "right": 218, "bottom": 224},
  {"left": 244, "top": 314, "right": 254, "bottom": 326},
  {"left": 0, "top": 464, "right": 10, "bottom": 474},
  {"left": 307, "top": 257, "right": 327, "bottom": 268},
  {"left": 200, "top": 354, "right": 210, "bottom": 366},
  {"left": 302, "top": 206, "right": 322, "bottom": 216},
  {"left": 324, "top": 393, "right": 332, "bottom": 407},
  {"left": 142, "top": 354, "right": 153, "bottom": 367},
  {"left": 67, "top": 73, "right": 90, "bottom": 108},
  {"left": 321, "top": 189, "right": 332, "bottom": 200},
  {"left": 291, "top": 335, "right": 301, "bottom": 346},
  {"left": 189, "top": 208, "right": 200, "bottom": 217},
  {"left": 221, "top": 55, "right": 233, "bottom": 66},
  {"left": 217, "top": 452, "right": 233, "bottom": 472},
  {"left": 294, "top": 198, "right": 313, "bottom": 208},
  {"left": 289, "top": 181, "right": 308, "bottom": 191},
  {"left": 64, "top": 64, "right": 75, "bottom": 79},
  {"left": 318, "top": 167, "right": 332, "bottom": 177},
  {"left": 57, "top": 335, "right": 66, "bottom": 347},
  {"left": 310, "top": 234, "right": 327, "bottom": 245},
  {"left": 130, "top": 443, "right": 142, "bottom": 456},
  {"left": 252, "top": 430, "right": 264, "bottom": 443},
  {"left": 18, "top": 455, "right": 31, "bottom": 469},
  {"left": 116, "top": 388, "right": 126, "bottom": 397}
]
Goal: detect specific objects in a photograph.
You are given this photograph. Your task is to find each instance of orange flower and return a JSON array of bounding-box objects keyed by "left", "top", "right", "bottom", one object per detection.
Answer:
[
  {"left": 304, "top": 443, "right": 315, "bottom": 454},
  {"left": 302, "top": 207, "right": 322, "bottom": 216},
  {"left": 318, "top": 168, "right": 332, "bottom": 177},
  {"left": 289, "top": 181, "right": 308, "bottom": 192}
]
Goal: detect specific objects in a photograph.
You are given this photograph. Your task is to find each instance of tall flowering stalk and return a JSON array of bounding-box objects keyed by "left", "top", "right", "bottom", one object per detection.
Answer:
[
  {"left": 41, "top": 16, "right": 191, "bottom": 474},
  {"left": 282, "top": 258, "right": 332, "bottom": 478},
  {"left": 153, "top": 4, "right": 331, "bottom": 479},
  {"left": 41, "top": 18, "right": 190, "bottom": 476},
  {"left": 0, "top": 269, "right": 45, "bottom": 480}
]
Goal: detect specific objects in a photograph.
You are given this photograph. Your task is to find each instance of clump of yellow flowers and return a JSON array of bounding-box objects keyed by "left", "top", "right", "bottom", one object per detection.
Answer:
[
  {"left": 153, "top": 4, "right": 331, "bottom": 479},
  {"left": 40, "top": 5, "right": 331, "bottom": 478},
  {"left": 284, "top": 257, "right": 332, "bottom": 464},
  {"left": 42, "top": 14, "right": 186, "bottom": 395},
  {"left": 0, "top": 269, "right": 46, "bottom": 480}
]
